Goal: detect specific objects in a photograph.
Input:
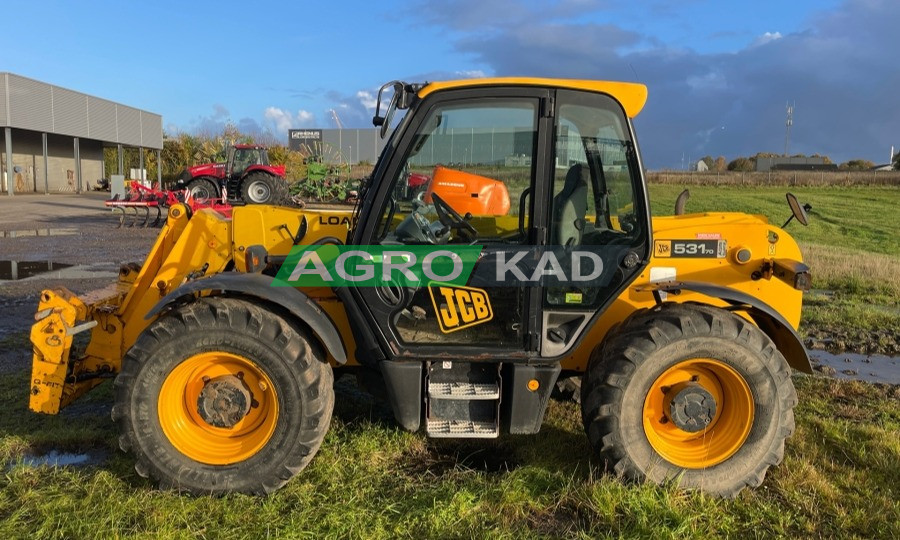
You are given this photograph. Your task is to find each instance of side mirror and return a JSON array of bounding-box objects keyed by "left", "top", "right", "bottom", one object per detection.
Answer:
[
  {"left": 373, "top": 81, "right": 404, "bottom": 138},
  {"left": 782, "top": 193, "right": 812, "bottom": 228}
]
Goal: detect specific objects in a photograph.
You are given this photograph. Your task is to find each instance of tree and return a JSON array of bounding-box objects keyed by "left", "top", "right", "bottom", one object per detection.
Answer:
[
  {"left": 700, "top": 155, "right": 714, "bottom": 171},
  {"left": 727, "top": 157, "right": 754, "bottom": 172},
  {"left": 714, "top": 156, "right": 727, "bottom": 171},
  {"left": 839, "top": 159, "right": 875, "bottom": 170},
  {"left": 894, "top": 152, "right": 900, "bottom": 170}
]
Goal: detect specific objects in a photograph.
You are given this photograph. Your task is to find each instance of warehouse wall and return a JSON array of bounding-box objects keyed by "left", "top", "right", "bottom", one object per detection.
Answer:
[{"left": 0, "top": 129, "right": 102, "bottom": 192}]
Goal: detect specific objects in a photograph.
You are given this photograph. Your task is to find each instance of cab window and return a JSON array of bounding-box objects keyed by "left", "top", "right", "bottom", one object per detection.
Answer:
[{"left": 376, "top": 99, "right": 538, "bottom": 246}]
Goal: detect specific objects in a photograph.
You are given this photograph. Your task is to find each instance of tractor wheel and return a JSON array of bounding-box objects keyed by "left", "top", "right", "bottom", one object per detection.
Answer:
[
  {"left": 580, "top": 302, "right": 797, "bottom": 497},
  {"left": 240, "top": 172, "right": 289, "bottom": 205},
  {"left": 185, "top": 177, "right": 219, "bottom": 200},
  {"left": 113, "top": 297, "right": 334, "bottom": 495}
]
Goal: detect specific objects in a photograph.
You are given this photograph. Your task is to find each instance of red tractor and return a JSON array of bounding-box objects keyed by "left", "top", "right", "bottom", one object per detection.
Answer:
[{"left": 175, "top": 144, "right": 288, "bottom": 205}]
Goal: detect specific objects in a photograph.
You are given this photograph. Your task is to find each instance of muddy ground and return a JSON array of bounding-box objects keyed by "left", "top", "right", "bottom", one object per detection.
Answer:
[
  {"left": 0, "top": 193, "right": 896, "bottom": 384},
  {"left": 0, "top": 193, "right": 157, "bottom": 372}
]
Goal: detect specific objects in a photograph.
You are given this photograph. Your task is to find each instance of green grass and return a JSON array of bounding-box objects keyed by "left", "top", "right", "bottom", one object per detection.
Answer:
[
  {"left": 0, "top": 371, "right": 897, "bottom": 539},
  {"left": 648, "top": 184, "right": 900, "bottom": 256},
  {"left": 648, "top": 185, "right": 900, "bottom": 348}
]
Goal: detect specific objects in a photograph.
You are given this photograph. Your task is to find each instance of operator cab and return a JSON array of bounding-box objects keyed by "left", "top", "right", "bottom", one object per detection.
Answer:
[
  {"left": 353, "top": 80, "right": 650, "bottom": 355},
  {"left": 227, "top": 145, "right": 269, "bottom": 177}
]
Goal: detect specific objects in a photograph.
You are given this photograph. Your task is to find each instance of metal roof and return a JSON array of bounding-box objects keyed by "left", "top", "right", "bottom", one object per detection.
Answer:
[{"left": 0, "top": 72, "right": 162, "bottom": 149}]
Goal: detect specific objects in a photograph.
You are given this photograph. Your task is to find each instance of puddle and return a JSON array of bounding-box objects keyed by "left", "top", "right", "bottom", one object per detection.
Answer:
[
  {"left": 0, "top": 260, "right": 118, "bottom": 282},
  {"left": 808, "top": 350, "right": 900, "bottom": 385},
  {"left": 0, "top": 228, "right": 78, "bottom": 238},
  {"left": 0, "top": 260, "right": 72, "bottom": 280},
  {"left": 13, "top": 449, "right": 108, "bottom": 469}
]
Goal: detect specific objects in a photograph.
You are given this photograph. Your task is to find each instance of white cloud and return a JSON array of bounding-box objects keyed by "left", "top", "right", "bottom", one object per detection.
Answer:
[
  {"left": 356, "top": 90, "right": 377, "bottom": 111},
  {"left": 751, "top": 31, "right": 783, "bottom": 48},
  {"left": 264, "top": 107, "right": 316, "bottom": 133}
]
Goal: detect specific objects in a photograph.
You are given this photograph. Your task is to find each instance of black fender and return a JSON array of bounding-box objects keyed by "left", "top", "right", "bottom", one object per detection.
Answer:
[
  {"left": 641, "top": 281, "right": 812, "bottom": 373},
  {"left": 145, "top": 273, "right": 347, "bottom": 364}
]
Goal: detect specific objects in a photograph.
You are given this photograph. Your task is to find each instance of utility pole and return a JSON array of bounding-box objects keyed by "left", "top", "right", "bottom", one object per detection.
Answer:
[{"left": 784, "top": 103, "right": 794, "bottom": 156}]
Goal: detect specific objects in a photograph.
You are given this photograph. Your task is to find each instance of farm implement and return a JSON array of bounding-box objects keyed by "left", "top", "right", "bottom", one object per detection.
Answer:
[{"left": 104, "top": 183, "right": 232, "bottom": 228}]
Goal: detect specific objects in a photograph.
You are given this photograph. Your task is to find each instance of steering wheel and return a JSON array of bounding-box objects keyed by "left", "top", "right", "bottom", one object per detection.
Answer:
[{"left": 431, "top": 192, "right": 477, "bottom": 240}]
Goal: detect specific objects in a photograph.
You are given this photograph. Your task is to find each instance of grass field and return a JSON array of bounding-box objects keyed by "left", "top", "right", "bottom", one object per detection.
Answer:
[
  {"left": 0, "top": 185, "right": 897, "bottom": 538},
  {"left": 1, "top": 371, "right": 897, "bottom": 539}
]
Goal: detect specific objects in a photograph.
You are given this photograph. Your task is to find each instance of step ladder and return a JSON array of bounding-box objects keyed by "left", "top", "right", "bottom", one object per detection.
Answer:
[{"left": 426, "top": 361, "right": 501, "bottom": 438}]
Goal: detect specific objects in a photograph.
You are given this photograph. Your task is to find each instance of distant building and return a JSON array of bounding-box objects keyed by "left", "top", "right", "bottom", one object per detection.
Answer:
[
  {"left": 871, "top": 164, "right": 894, "bottom": 171},
  {"left": 0, "top": 72, "right": 162, "bottom": 195},
  {"left": 693, "top": 159, "right": 709, "bottom": 172},
  {"left": 755, "top": 157, "right": 837, "bottom": 172}
]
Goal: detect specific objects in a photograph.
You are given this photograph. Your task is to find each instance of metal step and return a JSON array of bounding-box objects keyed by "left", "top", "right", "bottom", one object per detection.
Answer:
[
  {"left": 426, "top": 419, "right": 499, "bottom": 438},
  {"left": 428, "top": 382, "right": 500, "bottom": 400}
]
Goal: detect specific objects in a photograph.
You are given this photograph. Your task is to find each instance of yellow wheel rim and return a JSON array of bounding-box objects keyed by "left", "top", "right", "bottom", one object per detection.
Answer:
[
  {"left": 642, "top": 358, "right": 753, "bottom": 468},
  {"left": 158, "top": 352, "right": 279, "bottom": 465}
]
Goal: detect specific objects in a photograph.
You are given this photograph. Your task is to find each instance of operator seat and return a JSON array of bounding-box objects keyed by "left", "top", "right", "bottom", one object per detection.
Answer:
[{"left": 553, "top": 163, "right": 589, "bottom": 247}]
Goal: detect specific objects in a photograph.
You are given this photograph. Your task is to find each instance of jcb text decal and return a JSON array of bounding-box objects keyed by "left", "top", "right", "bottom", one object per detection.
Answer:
[
  {"left": 428, "top": 285, "right": 493, "bottom": 333},
  {"left": 654, "top": 239, "right": 726, "bottom": 259}
]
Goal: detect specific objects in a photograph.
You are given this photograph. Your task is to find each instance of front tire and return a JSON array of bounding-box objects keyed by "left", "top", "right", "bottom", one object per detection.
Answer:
[
  {"left": 113, "top": 297, "right": 334, "bottom": 495},
  {"left": 184, "top": 177, "right": 219, "bottom": 200},
  {"left": 581, "top": 303, "right": 797, "bottom": 497}
]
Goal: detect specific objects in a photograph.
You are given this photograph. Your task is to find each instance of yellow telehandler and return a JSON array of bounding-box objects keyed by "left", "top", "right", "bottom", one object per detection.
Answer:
[{"left": 28, "top": 78, "right": 811, "bottom": 496}]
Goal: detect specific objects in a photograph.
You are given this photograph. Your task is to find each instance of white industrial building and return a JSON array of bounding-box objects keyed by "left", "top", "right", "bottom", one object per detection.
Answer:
[{"left": 0, "top": 72, "right": 162, "bottom": 195}]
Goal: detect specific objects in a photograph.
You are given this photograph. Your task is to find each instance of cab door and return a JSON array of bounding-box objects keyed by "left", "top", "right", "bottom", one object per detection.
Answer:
[{"left": 351, "top": 87, "right": 554, "bottom": 359}]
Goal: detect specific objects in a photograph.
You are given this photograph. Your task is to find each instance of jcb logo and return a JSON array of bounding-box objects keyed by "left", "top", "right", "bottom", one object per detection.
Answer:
[
  {"left": 654, "top": 241, "right": 671, "bottom": 257},
  {"left": 428, "top": 285, "right": 493, "bottom": 333}
]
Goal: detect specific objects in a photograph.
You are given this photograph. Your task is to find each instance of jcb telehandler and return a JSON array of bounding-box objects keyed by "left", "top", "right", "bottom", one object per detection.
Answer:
[{"left": 28, "top": 78, "right": 812, "bottom": 497}]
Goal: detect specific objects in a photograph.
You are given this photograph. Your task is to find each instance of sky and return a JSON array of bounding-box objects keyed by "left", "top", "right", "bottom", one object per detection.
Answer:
[{"left": 1, "top": 0, "right": 896, "bottom": 169}]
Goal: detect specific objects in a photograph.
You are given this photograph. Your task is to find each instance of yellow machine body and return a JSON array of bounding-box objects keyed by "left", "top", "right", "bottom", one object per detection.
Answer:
[
  {"left": 28, "top": 76, "right": 806, "bottom": 415},
  {"left": 29, "top": 202, "right": 804, "bottom": 414}
]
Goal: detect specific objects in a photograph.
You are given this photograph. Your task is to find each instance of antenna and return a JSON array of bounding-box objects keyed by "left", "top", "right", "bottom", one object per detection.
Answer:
[{"left": 784, "top": 102, "right": 794, "bottom": 156}]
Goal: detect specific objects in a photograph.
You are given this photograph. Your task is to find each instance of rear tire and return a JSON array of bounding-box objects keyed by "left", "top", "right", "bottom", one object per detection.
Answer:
[
  {"left": 240, "top": 172, "right": 288, "bottom": 205},
  {"left": 184, "top": 177, "right": 219, "bottom": 200},
  {"left": 113, "top": 297, "right": 334, "bottom": 495},
  {"left": 581, "top": 302, "right": 797, "bottom": 497}
]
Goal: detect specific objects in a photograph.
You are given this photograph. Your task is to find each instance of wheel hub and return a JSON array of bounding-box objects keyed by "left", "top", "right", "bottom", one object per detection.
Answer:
[
  {"left": 665, "top": 382, "right": 717, "bottom": 432},
  {"left": 196, "top": 375, "right": 253, "bottom": 428},
  {"left": 248, "top": 182, "right": 269, "bottom": 202}
]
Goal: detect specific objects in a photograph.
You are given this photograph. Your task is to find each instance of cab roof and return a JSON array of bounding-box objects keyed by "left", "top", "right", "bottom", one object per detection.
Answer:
[{"left": 418, "top": 77, "right": 648, "bottom": 118}]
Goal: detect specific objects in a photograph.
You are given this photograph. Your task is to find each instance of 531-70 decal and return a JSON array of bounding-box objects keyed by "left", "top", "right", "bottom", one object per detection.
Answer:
[{"left": 654, "top": 239, "right": 727, "bottom": 258}]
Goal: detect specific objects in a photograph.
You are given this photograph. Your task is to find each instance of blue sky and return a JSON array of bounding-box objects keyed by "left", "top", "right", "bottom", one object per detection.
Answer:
[{"left": 1, "top": 0, "right": 895, "bottom": 168}]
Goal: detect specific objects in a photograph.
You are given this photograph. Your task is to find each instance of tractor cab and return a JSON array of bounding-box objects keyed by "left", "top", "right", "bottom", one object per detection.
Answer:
[{"left": 226, "top": 144, "right": 270, "bottom": 177}]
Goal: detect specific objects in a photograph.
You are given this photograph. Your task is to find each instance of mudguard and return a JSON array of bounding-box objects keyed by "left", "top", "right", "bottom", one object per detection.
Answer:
[
  {"left": 145, "top": 272, "right": 347, "bottom": 364},
  {"left": 642, "top": 280, "right": 812, "bottom": 373}
]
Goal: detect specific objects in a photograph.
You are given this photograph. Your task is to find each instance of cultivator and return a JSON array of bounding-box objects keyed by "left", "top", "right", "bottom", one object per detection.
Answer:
[{"left": 105, "top": 183, "right": 232, "bottom": 228}]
